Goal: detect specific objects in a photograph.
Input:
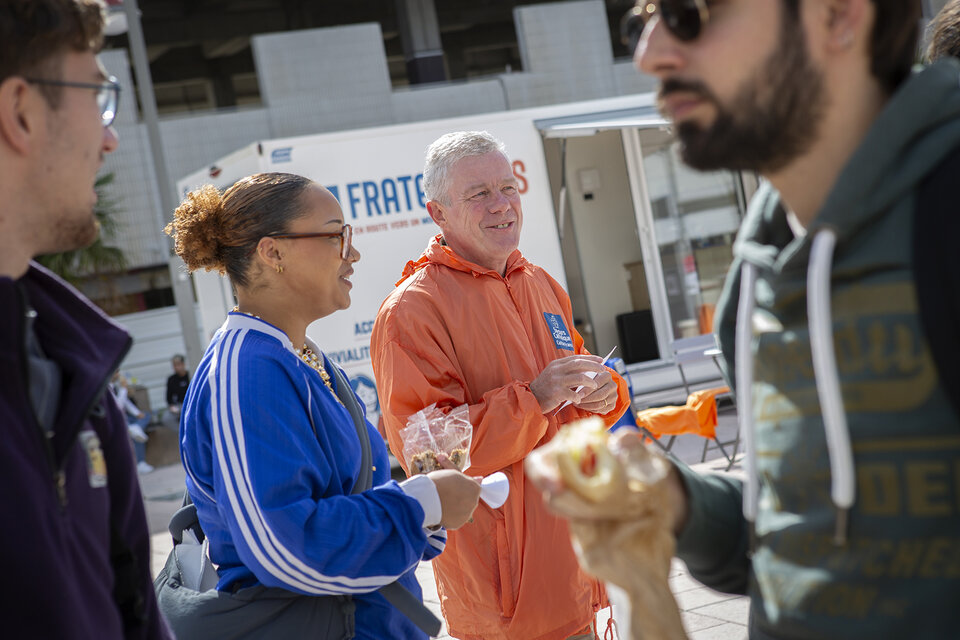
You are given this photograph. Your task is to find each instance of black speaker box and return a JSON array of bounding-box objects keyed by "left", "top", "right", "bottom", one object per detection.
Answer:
[{"left": 616, "top": 310, "right": 659, "bottom": 364}]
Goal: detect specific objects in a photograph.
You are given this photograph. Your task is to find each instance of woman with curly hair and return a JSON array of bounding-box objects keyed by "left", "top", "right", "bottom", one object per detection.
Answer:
[{"left": 160, "top": 172, "right": 480, "bottom": 639}]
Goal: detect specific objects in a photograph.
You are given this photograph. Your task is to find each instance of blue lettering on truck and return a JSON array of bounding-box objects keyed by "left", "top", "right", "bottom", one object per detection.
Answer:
[
  {"left": 334, "top": 173, "right": 427, "bottom": 220},
  {"left": 271, "top": 147, "right": 292, "bottom": 163},
  {"left": 327, "top": 346, "right": 371, "bottom": 364},
  {"left": 415, "top": 174, "right": 426, "bottom": 208},
  {"left": 354, "top": 321, "right": 375, "bottom": 336},
  {"left": 381, "top": 179, "right": 399, "bottom": 213},
  {"left": 362, "top": 181, "right": 381, "bottom": 216},
  {"left": 396, "top": 176, "right": 414, "bottom": 210},
  {"left": 347, "top": 183, "right": 363, "bottom": 217}
]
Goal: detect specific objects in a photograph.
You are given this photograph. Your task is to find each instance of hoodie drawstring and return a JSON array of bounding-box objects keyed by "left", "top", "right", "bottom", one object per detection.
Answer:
[
  {"left": 603, "top": 604, "right": 619, "bottom": 640},
  {"left": 736, "top": 263, "right": 759, "bottom": 524},
  {"left": 736, "top": 228, "right": 855, "bottom": 545},
  {"left": 807, "top": 229, "right": 855, "bottom": 545}
]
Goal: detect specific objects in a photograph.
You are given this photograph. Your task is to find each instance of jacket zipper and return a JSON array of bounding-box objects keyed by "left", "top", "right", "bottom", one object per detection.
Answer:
[
  {"left": 16, "top": 285, "right": 66, "bottom": 507},
  {"left": 500, "top": 271, "right": 545, "bottom": 365},
  {"left": 16, "top": 282, "right": 130, "bottom": 510}
]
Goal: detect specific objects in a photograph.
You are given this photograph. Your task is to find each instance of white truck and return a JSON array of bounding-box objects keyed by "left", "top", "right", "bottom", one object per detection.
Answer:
[{"left": 177, "top": 92, "right": 749, "bottom": 423}]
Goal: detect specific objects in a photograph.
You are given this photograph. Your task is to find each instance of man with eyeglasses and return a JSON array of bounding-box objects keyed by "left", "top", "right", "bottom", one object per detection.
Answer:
[
  {"left": 528, "top": 1, "right": 960, "bottom": 638},
  {"left": 0, "top": 1, "right": 172, "bottom": 638}
]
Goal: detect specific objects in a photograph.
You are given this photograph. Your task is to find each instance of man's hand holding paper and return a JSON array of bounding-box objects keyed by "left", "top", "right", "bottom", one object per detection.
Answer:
[{"left": 539, "top": 347, "right": 619, "bottom": 415}]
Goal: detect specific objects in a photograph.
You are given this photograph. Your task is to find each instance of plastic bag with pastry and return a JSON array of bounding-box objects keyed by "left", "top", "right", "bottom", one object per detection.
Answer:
[
  {"left": 400, "top": 403, "right": 473, "bottom": 474},
  {"left": 525, "top": 417, "right": 687, "bottom": 640}
]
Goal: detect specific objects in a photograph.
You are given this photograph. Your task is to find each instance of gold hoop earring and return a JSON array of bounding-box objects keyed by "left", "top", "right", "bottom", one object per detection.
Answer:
[{"left": 276, "top": 264, "right": 284, "bottom": 274}]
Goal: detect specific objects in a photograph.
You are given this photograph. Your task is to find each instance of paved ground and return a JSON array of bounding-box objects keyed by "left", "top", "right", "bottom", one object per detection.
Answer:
[{"left": 139, "top": 401, "right": 748, "bottom": 639}]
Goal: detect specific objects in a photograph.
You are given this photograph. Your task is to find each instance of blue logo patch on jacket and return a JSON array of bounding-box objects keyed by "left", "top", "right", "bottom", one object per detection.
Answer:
[{"left": 543, "top": 312, "right": 574, "bottom": 351}]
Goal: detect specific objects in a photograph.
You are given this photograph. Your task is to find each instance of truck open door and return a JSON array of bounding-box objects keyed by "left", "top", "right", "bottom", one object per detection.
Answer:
[{"left": 536, "top": 105, "right": 753, "bottom": 396}]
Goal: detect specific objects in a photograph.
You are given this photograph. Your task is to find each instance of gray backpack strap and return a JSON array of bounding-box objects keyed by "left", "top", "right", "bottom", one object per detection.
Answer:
[
  {"left": 327, "top": 359, "right": 442, "bottom": 637},
  {"left": 329, "top": 363, "right": 373, "bottom": 493},
  {"left": 378, "top": 582, "right": 442, "bottom": 637},
  {"left": 169, "top": 490, "right": 202, "bottom": 544}
]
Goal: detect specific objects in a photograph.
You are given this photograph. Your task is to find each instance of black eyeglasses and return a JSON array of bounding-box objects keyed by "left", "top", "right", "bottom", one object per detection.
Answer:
[
  {"left": 621, "top": 0, "right": 710, "bottom": 52},
  {"left": 268, "top": 224, "right": 353, "bottom": 260},
  {"left": 23, "top": 75, "right": 121, "bottom": 127}
]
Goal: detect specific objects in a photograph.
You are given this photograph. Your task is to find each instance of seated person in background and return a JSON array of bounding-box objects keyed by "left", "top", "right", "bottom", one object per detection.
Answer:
[
  {"left": 162, "top": 172, "right": 482, "bottom": 639},
  {"left": 109, "top": 371, "right": 153, "bottom": 474},
  {"left": 163, "top": 353, "right": 189, "bottom": 428}
]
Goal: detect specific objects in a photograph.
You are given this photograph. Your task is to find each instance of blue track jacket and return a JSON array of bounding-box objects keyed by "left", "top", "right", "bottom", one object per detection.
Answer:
[{"left": 181, "top": 312, "right": 445, "bottom": 639}]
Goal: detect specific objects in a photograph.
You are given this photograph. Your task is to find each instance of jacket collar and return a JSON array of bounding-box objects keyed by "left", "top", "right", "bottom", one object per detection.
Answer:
[
  {"left": 222, "top": 311, "right": 295, "bottom": 354},
  {"left": 396, "top": 234, "right": 530, "bottom": 285},
  {"left": 1, "top": 263, "right": 131, "bottom": 452}
]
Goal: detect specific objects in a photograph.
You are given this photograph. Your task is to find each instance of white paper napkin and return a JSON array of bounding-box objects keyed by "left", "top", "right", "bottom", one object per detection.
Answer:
[{"left": 480, "top": 472, "right": 509, "bottom": 509}]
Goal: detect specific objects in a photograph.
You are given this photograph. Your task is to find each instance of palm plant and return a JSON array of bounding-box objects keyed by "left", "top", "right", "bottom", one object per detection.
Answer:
[{"left": 37, "top": 172, "right": 127, "bottom": 282}]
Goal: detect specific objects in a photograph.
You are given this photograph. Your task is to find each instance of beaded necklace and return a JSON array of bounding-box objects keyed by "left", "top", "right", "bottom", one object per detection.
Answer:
[
  {"left": 294, "top": 345, "right": 343, "bottom": 404},
  {"left": 232, "top": 307, "right": 342, "bottom": 405}
]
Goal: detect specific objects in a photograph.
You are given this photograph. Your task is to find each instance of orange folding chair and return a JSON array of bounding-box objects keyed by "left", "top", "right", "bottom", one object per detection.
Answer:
[
  {"left": 635, "top": 387, "right": 733, "bottom": 465},
  {"left": 667, "top": 334, "right": 740, "bottom": 469}
]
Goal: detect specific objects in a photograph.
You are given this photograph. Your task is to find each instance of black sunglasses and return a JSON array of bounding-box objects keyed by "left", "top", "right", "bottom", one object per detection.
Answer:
[
  {"left": 23, "top": 75, "right": 121, "bottom": 127},
  {"left": 267, "top": 224, "right": 353, "bottom": 260},
  {"left": 621, "top": 0, "right": 711, "bottom": 52}
]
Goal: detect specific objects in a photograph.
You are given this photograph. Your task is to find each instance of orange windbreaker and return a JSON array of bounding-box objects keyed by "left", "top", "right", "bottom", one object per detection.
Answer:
[{"left": 371, "top": 236, "right": 631, "bottom": 640}]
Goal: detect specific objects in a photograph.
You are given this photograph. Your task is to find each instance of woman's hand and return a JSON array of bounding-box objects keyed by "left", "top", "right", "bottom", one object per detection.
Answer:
[{"left": 427, "top": 469, "right": 481, "bottom": 529}]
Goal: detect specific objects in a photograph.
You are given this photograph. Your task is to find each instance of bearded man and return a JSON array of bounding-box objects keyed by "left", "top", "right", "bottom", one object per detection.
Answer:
[{"left": 529, "top": 1, "right": 960, "bottom": 638}]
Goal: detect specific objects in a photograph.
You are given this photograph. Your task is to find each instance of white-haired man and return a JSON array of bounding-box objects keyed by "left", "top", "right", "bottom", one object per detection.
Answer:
[{"left": 372, "top": 131, "right": 631, "bottom": 640}]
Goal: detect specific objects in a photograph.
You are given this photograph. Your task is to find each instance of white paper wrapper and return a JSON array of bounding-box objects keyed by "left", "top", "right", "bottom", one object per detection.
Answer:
[{"left": 479, "top": 472, "right": 509, "bottom": 509}]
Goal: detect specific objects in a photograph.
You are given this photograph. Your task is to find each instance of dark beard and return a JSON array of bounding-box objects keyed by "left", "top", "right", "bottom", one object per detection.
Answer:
[{"left": 663, "top": 15, "right": 827, "bottom": 173}]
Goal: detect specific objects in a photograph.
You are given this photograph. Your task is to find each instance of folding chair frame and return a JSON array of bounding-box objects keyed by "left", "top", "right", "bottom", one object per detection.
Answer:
[{"left": 669, "top": 334, "right": 740, "bottom": 471}]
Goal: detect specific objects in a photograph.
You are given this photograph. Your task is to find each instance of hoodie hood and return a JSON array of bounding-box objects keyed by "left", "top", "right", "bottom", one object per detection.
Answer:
[
  {"left": 736, "top": 59, "right": 960, "bottom": 270},
  {"left": 396, "top": 234, "right": 528, "bottom": 285},
  {"left": 717, "top": 60, "right": 960, "bottom": 544},
  {"left": 817, "top": 59, "right": 960, "bottom": 238}
]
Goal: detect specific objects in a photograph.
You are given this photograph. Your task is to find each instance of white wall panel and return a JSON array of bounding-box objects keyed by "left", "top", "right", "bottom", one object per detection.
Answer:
[
  {"left": 159, "top": 108, "right": 272, "bottom": 197},
  {"left": 391, "top": 79, "right": 507, "bottom": 123},
  {"left": 254, "top": 24, "right": 393, "bottom": 135}
]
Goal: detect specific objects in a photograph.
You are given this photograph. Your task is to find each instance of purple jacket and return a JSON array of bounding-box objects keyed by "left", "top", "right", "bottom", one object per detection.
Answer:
[{"left": 0, "top": 263, "right": 172, "bottom": 639}]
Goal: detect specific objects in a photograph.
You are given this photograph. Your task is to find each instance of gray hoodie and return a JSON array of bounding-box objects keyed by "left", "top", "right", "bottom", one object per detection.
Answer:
[{"left": 677, "top": 59, "right": 960, "bottom": 638}]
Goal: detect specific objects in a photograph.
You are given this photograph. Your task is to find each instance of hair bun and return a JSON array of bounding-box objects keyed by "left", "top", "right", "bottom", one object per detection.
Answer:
[{"left": 165, "top": 184, "right": 227, "bottom": 273}]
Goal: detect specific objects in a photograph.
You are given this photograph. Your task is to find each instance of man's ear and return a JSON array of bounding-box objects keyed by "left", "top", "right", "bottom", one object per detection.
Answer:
[
  {"left": 817, "top": 0, "right": 870, "bottom": 52},
  {"left": 0, "top": 77, "right": 38, "bottom": 155},
  {"left": 426, "top": 200, "right": 446, "bottom": 226}
]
